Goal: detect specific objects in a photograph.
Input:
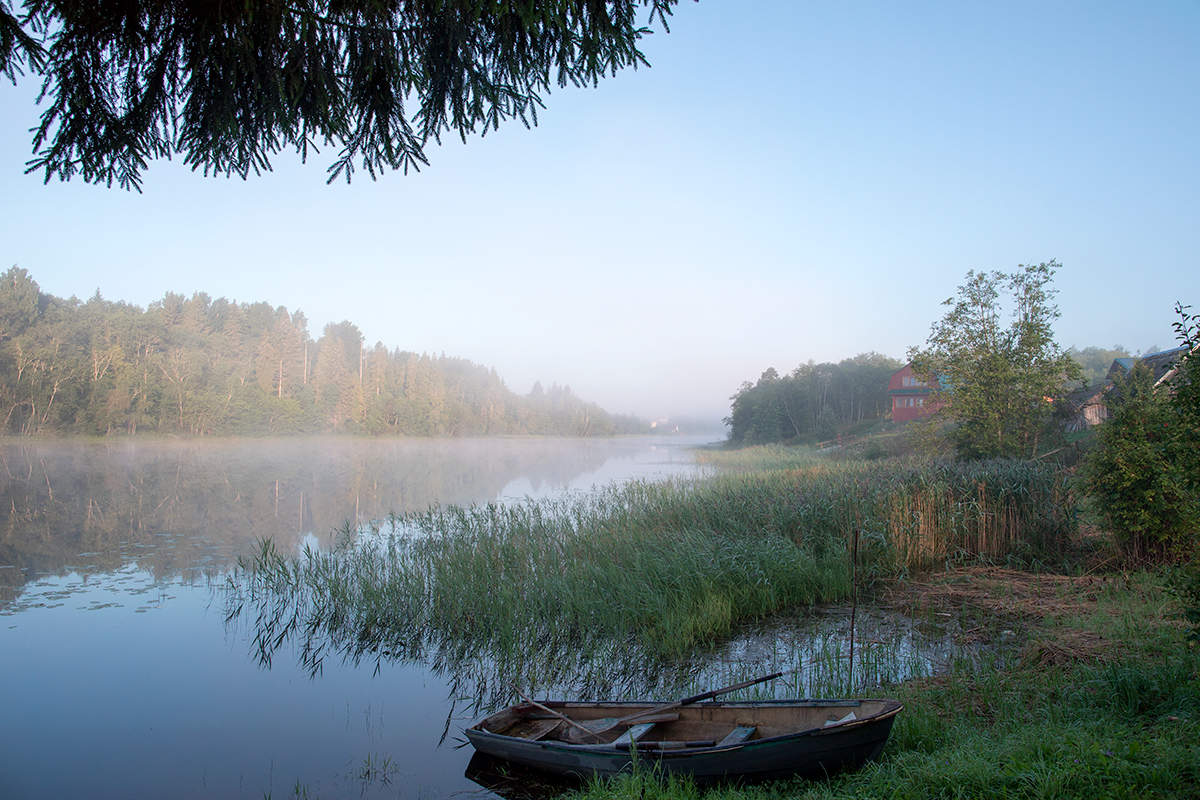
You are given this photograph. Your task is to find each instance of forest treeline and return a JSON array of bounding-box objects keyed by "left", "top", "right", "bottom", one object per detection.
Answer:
[
  {"left": 724, "top": 353, "right": 903, "bottom": 445},
  {"left": 724, "top": 347, "right": 1140, "bottom": 447},
  {"left": 0, "top": 268, "right": 645, "bottom": 437}
]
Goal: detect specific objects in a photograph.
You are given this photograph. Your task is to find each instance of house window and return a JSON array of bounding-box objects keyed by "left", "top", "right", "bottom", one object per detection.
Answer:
[{"left": 902, "top": 376, "right": 926, "bottom": 387}]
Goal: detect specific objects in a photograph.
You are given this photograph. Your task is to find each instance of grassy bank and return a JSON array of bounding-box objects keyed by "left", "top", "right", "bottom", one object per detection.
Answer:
[
  {"left": 228, "top": 442, "right": 1196, "bottom": 798},
  {"left": 228, "top": 449, "right": 1073, "bottom": 665},
  {"left": 569, "top": 569, "right": 1200, "bottom": 800}
]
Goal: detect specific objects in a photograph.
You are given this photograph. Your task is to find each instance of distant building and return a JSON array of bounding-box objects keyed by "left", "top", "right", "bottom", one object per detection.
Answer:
[
  {"left": 1063, "top": 345, "right": 1191, "bottom": 431},
  {"left": 1107, "top": 346, "right": 1190, "bottom": 386},
  {"left": 1064, "top": 383, "right": 1111, "bottom": 432},
  {"left": 887, "top": 363, "right": 942, "bottom": 422}
]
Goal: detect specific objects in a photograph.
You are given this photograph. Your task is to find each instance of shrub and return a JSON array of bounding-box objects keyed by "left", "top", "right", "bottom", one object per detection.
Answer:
[{"left": 1082, "top": 304, "right": 1200, "bottom": 560}]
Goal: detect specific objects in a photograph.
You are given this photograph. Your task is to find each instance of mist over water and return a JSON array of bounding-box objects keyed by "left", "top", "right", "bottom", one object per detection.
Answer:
[
  {"left": 0, "top": 435, "right": 713, "bottom": 798},
  {"left": 0, "top": 435, "right": 961, "bottom": 799},
  {"left": 0, "top": 436, "right": 710, "bottom": 608}
]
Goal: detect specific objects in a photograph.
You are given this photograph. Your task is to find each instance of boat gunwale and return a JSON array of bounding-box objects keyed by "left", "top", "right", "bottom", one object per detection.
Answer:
[{"left": 468, "top": 698, "right": 904, "bottom": 757}]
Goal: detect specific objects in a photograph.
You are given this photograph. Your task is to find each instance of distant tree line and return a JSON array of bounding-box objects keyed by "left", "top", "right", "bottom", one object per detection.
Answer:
[
  {"left": 0, "top": 268, "right": 645, "bottom": 437},
  {"left": 724, "top": 353, "right": 903, "bottom": 445},
  {"left": 1068, "top": 345, "right": 1131, "bottom": 388}
]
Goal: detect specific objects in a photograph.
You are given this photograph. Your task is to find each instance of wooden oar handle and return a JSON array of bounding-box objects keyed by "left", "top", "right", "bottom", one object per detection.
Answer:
[
  {"left": 614, "top": 671, "right": 785, "bottom": 729},
  {"left": 677, "top": 671, "right": 784, "bottom": 706}
]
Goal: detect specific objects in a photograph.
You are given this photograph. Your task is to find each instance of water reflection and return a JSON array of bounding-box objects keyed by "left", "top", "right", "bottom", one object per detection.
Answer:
[
  {"left": 0, "top": 435, "right": 715, "bottom": 800},
  {"left": 463, "top": 753, "right": 579, "bottom": 800},
  {"left": 226, "top": 548, "right": 967, "bottom": 716},
  {"left": 1, "top": 436, "right": 705, "bottom": 608},
  {"left": 1, "top": 435, "right": 988, "bottom": 800}
]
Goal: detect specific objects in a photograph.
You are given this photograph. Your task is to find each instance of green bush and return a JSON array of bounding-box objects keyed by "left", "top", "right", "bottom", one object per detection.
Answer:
[
  {"left": 1082, "top": 365, "right": 1199, "bottom": 558},
  {"left": 1082, "top": 304, "right": 1200, "bottom": 560}
]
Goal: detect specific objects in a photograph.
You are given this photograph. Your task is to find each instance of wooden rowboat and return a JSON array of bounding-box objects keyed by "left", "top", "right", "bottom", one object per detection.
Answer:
[{"left": 465, "top": 697, "right": 903, "bottom": 783}]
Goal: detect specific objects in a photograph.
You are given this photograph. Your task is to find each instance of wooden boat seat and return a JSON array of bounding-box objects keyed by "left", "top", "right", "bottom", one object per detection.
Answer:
[
  {"left": 717, "top": 726, "right": 756, "bottom": 746},
  {"left": 823, "top": 710, "right": 857, "bottom": 727},
  {"left": 613, "top": 722, "right": 656, "bottom": 745},
  {"left": 525, "top": 719, "right": 562, "bottom": 741}
]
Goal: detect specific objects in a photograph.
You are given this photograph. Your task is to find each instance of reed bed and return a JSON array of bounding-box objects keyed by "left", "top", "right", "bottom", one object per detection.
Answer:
[
  {"left": 679, "top": 453, "right": 1071, "bottom": 573},
  {"left": 694, "top": 444, "right": 824, "bottom": 471},
  {"left": 226, "top": 452, "right": 1074, "bottom": 670}
]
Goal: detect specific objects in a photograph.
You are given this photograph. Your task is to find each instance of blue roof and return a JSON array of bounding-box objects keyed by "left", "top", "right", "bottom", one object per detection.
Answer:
[
  {"left": 1109, "top": 346, "right": 1190, "bottom": 381},
  {"left": 1140, "top": 346, "right": 1188, "bottom": 359}
]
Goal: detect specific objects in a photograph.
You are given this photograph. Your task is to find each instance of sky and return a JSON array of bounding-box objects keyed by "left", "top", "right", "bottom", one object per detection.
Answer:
[{"left": 1, "top": 1, "right": 1198, "bottom": 422}]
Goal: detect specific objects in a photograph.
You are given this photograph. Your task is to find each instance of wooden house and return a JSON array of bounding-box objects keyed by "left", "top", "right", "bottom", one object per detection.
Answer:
[
  {"left": 887, "top": 363, "right": 942, "bottom": 422},
  {"left": 1107, "top": 346, "right": 1190, "bottom": 386},
  {"left": 1064, "top": 383, "right": 1111, "bottom": 432},
  {"left": 1064, "top": 345, "right": 1191, "bottom": 431}
]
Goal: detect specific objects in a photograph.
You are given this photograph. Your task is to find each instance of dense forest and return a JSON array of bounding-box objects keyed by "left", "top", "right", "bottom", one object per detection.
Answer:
[
  {"left": 724, "top": 353, "right": 903, "bottom": 445},
  {"left": 0, "top": 269, "right": 645, "bottom": 437}
]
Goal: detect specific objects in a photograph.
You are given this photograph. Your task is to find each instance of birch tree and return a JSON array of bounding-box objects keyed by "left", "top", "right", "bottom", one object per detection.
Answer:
[{"left": 910, "top": 261, "right": 1080, "bottom": 460}]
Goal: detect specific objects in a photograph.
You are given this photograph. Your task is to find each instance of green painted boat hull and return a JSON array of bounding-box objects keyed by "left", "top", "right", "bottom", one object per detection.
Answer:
[{"left": 465, "top": 698, "right": 902, "bottom": 783}]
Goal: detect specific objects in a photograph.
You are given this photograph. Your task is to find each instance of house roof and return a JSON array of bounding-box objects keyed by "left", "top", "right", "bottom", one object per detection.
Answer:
[
  {"left": 1108, "top": 346, "right": 1189, "bottom": 383},
  {"left": 1066, "top": 382, "right": 1112, "bottom": 406}
]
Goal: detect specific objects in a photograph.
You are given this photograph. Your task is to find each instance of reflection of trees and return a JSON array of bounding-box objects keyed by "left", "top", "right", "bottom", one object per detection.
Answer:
[{"left": 0, "top": 438, "right": 624, "bottom": 606}]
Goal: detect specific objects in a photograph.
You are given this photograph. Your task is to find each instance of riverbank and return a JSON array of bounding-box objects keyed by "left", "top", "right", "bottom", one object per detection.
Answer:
[
  {"left": 224, "top": 441, "right": 1196, "bottom": 798},
  {"left": 568, "top": 565, "right": 1200, "bottom": 800},
  {"left": 230, "top": 451, "right": 1072, "bottom": 666}
]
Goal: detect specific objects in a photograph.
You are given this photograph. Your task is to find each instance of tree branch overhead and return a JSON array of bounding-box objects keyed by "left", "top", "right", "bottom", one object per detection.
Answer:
[{"left": 5, "top": 1, "right": 681, "bottom": 190}]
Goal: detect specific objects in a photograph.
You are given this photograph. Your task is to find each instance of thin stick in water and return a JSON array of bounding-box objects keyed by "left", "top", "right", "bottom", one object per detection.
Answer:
[{"left": 848, "top": 528, "right": 859, "bottom": 693}]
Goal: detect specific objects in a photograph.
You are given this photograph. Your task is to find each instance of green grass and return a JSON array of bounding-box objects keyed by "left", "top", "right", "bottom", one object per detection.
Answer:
[
  {"left": 225, "top": 443, "right": 1195, "bottom": 799},
  {"left": 226, "top": 450, "right": 1073, "bottom": 673},
  {"left": 696, "top": 444, "right": 825, "bottom": 471},
  {"left": 568, "top": 573, "right": 1200, "bottom": 800}
]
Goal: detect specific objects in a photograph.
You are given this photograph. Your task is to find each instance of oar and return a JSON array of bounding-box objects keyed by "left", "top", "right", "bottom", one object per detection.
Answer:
[
  {"left": 513, "top": 689, "right": 609, "bottom": 743},
  {"left": 566, "top": 672, "right": 784, "bottom": 741}
]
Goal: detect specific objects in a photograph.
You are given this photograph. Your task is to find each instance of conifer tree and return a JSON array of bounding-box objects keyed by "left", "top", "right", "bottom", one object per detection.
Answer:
[{"left": 3, "top": 1, "right": 680, "bottom": 189}]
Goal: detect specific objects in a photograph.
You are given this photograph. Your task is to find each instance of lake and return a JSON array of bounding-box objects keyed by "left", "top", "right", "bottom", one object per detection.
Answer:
[{"left": 0, "top": 435, "right": 953, "bottom": 799}]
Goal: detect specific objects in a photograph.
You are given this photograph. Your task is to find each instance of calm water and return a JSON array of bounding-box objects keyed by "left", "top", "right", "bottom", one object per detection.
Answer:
[
  {"left": 0, "top": 436, "right": 954, "bottom": 799},
  {"left": 0, "top": 436, "right": 714, "bottom": 799}
]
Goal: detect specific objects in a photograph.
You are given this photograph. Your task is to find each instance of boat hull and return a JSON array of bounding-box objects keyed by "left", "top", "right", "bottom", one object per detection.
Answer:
[{"left": 465, "top": 698, "right": 901, "bottom": 783}]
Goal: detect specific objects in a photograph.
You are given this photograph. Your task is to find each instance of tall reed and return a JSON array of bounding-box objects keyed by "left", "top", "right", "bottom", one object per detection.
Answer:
[{"left": 226, "top": 453, "right": 1073, "bottom": 668}]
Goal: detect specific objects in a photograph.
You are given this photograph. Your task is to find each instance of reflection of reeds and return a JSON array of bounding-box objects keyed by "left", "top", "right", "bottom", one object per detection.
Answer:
[{"left": 225, "top": 455, "right": 1071, "bottom": 690}]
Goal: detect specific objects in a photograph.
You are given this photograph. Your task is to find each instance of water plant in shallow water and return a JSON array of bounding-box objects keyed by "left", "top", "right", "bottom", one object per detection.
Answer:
[{"left": 224, "top": 455, "right": 1071, "bottom": 697}]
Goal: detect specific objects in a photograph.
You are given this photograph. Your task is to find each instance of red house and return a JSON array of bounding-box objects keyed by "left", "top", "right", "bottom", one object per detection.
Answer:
[{"left": 887, "top": 363, "right": 942, "bottom": 422}]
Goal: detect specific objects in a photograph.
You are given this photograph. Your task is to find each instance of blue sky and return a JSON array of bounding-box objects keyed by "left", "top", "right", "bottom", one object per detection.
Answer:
[{"left": 1, "top": 1, "right": 1197, "bottom": 421}]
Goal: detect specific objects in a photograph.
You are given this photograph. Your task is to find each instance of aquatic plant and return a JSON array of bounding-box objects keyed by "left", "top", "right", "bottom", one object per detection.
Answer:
[{"left": 225, "top": 453, "right": 1072, "bottom": 674}]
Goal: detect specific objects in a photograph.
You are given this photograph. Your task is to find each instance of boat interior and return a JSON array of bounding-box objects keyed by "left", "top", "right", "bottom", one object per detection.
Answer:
[{"left": 476, "top": 700, "right": 899, "bottom": 748}]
